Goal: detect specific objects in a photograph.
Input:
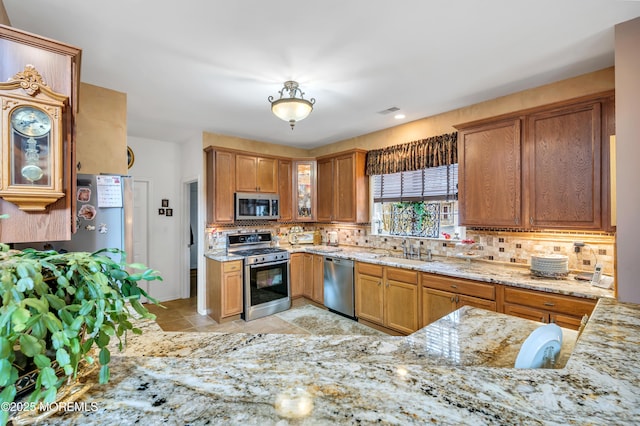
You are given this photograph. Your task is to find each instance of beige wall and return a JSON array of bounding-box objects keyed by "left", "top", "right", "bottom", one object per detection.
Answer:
[
  {"left": 309, "top": 68, "right": 615, "bottom": 157},
  {"left": 76, "top": 82, "right": 128, "bottom": 175},
  {"left": 202, "top": 131, "right": 309, "bottom": 158},
  {"left": 615, "top": 17, "right": 640, "bottom": 303},
  {"left": 0, "top": 1, "right": 10, "bottom": 26}
]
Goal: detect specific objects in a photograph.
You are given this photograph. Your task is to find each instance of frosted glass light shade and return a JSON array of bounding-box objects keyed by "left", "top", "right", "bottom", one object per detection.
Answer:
[{"left": 271, "top": 98, "right": 313, "bottom": 122}]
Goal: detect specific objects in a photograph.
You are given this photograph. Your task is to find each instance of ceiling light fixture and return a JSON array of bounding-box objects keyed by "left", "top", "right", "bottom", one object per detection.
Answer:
[
  {"left": 394, "top": 113, "right": 406, "bottom": 120},
  {"left": 268, "top": 81, "right": 315, "bottom": 130}
]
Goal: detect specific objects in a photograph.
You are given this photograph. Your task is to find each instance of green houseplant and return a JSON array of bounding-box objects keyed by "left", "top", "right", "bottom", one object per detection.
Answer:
[{"left": 0, "top": 234, "right": 162, "bottom": 425}]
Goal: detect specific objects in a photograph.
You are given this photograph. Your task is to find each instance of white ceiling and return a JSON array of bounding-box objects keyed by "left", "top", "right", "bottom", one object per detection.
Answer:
[{"left": 4, "top": 1, "right": 640, "bottom": 148}]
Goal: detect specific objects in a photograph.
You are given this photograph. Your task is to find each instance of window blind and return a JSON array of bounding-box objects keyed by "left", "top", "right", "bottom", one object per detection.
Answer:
[{"left": 373, "top": 164, "right": 457, "bottom": 202}]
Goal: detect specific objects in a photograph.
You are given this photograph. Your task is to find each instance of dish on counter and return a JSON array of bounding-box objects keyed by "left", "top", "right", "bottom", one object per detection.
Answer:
[{"left": 515, "top": 323, "right": 563, "bottom": 369}]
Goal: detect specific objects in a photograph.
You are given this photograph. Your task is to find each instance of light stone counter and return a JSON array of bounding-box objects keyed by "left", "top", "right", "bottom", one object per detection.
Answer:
[
  {"left": 298, "top": 245, "right": 615, "bottom": 300},
  {"left": 12, "top": 298, "right": 639, "bottom": 425},
  {"left": 206, "top": 245, "right": 614, "bottom": 300}
]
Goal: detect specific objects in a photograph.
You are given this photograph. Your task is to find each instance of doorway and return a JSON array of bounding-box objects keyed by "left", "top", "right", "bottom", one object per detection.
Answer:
[{"left": 188, "top": 181, "right": 198, "bottom": 298}]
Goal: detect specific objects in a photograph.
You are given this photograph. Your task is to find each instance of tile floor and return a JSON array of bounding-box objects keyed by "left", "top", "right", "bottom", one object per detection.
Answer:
[{"left": 144, "top": 297, "right": 327, "bottom": 334}]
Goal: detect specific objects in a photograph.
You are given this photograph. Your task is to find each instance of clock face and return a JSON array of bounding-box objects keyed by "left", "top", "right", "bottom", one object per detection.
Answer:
[{"left": 10, "top": 106, "right": 52, "bottom": 137}]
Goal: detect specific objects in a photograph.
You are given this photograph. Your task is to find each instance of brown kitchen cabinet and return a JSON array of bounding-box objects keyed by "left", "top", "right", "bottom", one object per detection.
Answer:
[
  {"left": 455, "top": 92, "right": 615, "bottom": 231},
  {"left": 502, "top": 286, "right": 596, "bottom": 330},
  {"left": 207, "top": 258, "right": 243, "bottom": 322},
  {"left": 235, "top": 154, "right": 278, "bottom": 193},
  {"left": 205, "top": 148, "right": 236, "bottom": 224},
  {"left": 302, "top": 253, "right": 324, "bottom": 304},
  {"left": 355, "top": 262, "right": 419, "bottom": 335},
  {"left": 278, "top": 159, "right": 293, "bottom": 221},
  {"left": 317, "top": 150, "right": 368, "bottom": 223},
  {"left": 289, "top": 253, "right": 304, "bottom": 298},
  {"left": 457, "top": 118, "right": 522, "bottom": 227},
  {"left": 293, "top": 160, "right": 316, "bottom": 221},
  {"left": 420, "top": 273, "right": 496, "bottom": 327},
  {"left": 526, "top": 99, "right": 606, "bottom": 229}
]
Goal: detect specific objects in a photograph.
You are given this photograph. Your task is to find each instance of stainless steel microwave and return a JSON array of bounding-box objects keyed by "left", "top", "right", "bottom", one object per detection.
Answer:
[{"left": 235, "top": 193, "right": 280, "bottom": 220}]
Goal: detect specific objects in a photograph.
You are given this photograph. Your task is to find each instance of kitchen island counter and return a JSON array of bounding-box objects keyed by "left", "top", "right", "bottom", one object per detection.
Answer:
[{"left": 11, "top": 298, "right": 639, "bottom": 425}]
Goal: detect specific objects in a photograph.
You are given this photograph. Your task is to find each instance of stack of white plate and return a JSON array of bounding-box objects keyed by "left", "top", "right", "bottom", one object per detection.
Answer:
[{"left": 530, "top": 254, "right": 569, "bottom": 278}]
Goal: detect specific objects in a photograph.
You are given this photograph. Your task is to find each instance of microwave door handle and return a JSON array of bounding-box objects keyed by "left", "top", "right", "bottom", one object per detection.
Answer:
[{"left": 249, "top": 260, "right": 288, "bottom": 269}]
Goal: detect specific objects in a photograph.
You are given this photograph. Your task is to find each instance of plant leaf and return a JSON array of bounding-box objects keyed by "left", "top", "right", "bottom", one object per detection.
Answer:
[
  {"left": 44, "top": 294, "right": 66, "bottom": 310},
  {"left": 39, "top": 366, "right": 58, "bottom": 389},
  {"left": 22, "top": 297, "right": 48, "bottom": 314},
  {"left": 56, "top": 348, "right": 71, "bottom": 367},
  {"left": 0, "top": 337, "right": 11, "bottom": 358},
  {"left": 99, "top": 347, "right": 110, "bottom": 365},
  {"left": 0, "top": 359, "right": 12, "bottom": 386},
  {"left": 33, "top": 354, "right": 52, "bottom": 369},
  {"left": 19, "top": 334, "right": 43, "bottom": 357},
  {"left": 99, "top": 364, "right": 110, "bottom": 384}
]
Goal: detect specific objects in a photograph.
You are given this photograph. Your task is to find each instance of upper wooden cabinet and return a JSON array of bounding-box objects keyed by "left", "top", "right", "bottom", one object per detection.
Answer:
[
  {"left": 206, "top": 148, "right": 235, "bottom": 224},
  {"left": 526, "top": 101, "right": 603, "bottom": 229},
  {"left": 456, "top": 92, "right": 615, "bottom": 231},
  {"left": 236, "top": 154, "right": 277, "bottom": 193},
  {"left": 293, "top": 160, "right": 316, "bottom": 221},
  {"left": 457, "top": 118, "right": 522, "bottom": 227},
  {"left": 278, "top": 159, "right": 292, "bottom": 222},
  {"left": 317, "top": 150, "right": 369, "bottom": 223}
]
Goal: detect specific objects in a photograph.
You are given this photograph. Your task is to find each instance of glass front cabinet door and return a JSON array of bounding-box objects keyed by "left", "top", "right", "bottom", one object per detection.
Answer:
[
  {"left": 293, "top": 160, "right": 316, "bottom": 221},
  {"left": 0, "top": 65, "right": 67, "bottom": 211}
]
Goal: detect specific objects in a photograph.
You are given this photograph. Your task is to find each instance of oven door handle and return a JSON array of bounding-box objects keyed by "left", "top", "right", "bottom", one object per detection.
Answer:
[{"left": 249, "top": 260, "right": 289, "bottom": 269}]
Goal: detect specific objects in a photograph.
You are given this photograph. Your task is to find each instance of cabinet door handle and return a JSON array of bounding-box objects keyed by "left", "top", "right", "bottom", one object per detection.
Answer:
[
  {"left": 541, "top": 317, "right": 546, "bottom": 322},
  {"left": 455, "top": 295, "right": 459, "bottom": 304},
  {"left": 378, "top": 280, "right": 382, "bottom": 286},
  {"left": 451, "top": 296, "right": 456, "bottom": 302},
  {"left": 543, "top": 302, "right": 555, "bottom": 307},
  {"left": 386, "top": 281, "right": 389, "bottom": 288},
  {"left": 450, "top": 284, "right": 458, "bottom": 289},
  {"left": 530, "top": 217, "right": 534, "bottom": 225}
]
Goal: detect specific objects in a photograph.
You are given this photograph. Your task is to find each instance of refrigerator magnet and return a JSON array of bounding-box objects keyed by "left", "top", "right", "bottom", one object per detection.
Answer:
[
  {"left": 159, "top": 208, "right": 165, "bottom": 215},
  {"left": 77, "top": 187, "right": 91, "bottom": 202},
  {"left": 166, "top": 208, "right": 173, "bottom": 217}
]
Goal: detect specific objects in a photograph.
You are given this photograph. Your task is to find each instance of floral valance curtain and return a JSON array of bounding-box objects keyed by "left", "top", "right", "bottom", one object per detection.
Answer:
[{"left": 365, "top": 132, "right": 457, "bottom": 175}]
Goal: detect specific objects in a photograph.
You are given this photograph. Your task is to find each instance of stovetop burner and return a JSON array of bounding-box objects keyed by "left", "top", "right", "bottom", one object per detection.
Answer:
[{"left": 232, "top": 247, "right": 287, "bottom": 257}]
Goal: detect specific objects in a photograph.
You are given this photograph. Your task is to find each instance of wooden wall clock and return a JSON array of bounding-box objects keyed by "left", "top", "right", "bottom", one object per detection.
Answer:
[{"left": 0, "top": 65, "right": 68, "bottom": 211}]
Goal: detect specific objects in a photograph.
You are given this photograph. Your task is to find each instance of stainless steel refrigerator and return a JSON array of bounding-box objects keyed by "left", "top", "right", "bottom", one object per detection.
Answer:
[{"left": 17, "top": 174, "right": 134, "bottom": 262}]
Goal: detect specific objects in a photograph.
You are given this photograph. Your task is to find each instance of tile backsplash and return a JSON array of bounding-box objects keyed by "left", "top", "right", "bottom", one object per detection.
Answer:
[{"left": 207, "top": 223, "right": 615, "bottom": 275}]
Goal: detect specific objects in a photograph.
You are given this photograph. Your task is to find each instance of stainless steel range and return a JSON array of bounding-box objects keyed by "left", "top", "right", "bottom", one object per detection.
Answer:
[{"left": 227, "top": 232, "right": 290, "bottom": 321}]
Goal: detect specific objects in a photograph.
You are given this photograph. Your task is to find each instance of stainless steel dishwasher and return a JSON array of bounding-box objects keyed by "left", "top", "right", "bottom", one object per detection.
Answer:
[{"left": 323, "top": 257, "right": 355, "bottom": 319}]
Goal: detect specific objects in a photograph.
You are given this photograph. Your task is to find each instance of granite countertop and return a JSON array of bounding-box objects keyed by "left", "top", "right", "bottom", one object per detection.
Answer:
[
  {"left": 207, "top": 245, "right": 614, "bottom": 300},
  {"left": 12, "top": 298, "right": 640, "bottom": 424}
]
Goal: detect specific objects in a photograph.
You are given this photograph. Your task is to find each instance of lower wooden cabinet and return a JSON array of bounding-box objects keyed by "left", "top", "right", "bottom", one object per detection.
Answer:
[
  {"left": 420, "top": 273, "right": 497, "bottom": 327},
  {"left": 206, "top": 259, "right": 243, "bottom": 322},
  {"left": 290, "top": 253, "right": 304, "bottom": 298},
  {"left": 355, "top": 262, "right": 419, "bottom": 335},
  {"left": 301, "top": 253, "right": 324, "bottom": 304},
  {"left": 503, "top": 286, "right": 596, "bottom": 330}
]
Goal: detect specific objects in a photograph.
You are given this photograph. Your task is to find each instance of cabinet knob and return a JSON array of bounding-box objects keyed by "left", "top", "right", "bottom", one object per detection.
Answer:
[{"left": 378, "top": 280, "right": 382, "bottom": 286}]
